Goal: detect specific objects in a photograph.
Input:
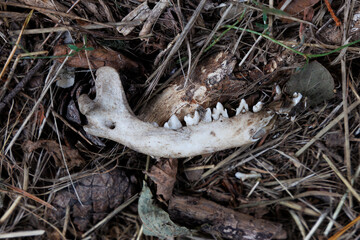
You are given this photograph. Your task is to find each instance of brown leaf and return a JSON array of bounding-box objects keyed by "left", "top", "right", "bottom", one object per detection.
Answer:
[
  {"left": 53, "top": 43, "right": 143, "bottom": 73},
  {"left": 278, "top": 0, "right": 319, "bottom": 23},
  {"left": 22, "top": 140, "right": 85, "bottom": 169},
  {"left": 146, "top": 159, "right": 178, "bottom": 201}
]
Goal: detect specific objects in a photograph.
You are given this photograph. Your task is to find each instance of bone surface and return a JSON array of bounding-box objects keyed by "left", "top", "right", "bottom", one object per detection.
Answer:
[{"left": 78, "top": 67, "right": 275, "bottom": 158}]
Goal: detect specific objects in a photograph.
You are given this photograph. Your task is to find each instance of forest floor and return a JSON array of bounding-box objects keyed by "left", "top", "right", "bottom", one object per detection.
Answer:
[{"left": 1, "top": 0, "right": 360, "bottom": 239}]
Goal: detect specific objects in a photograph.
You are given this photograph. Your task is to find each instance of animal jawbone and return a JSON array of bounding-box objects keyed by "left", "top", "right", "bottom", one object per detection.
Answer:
[{"left": 78, "top": 67, "right": 275, "bottom": 158}]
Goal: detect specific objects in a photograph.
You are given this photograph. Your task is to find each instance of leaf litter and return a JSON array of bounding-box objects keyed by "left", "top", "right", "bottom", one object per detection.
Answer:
[{"left": 0, "top": 0, "right": 360, "bottom": 239}]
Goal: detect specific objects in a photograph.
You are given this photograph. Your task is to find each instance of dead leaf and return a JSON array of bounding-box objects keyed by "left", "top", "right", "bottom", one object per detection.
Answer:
[
  {"left": 285, "top": 61, "right": 334, "bottom": 106},
  {"left": 53, "top": 43, "right": 143, "bottom": 73},
  {"left": 146, "top": 159, "right": 177, "bottom": 201},
  {"left": 138, "top": 182, "right": 190, "bottom": 239},
  {"left": 278, "top": 0, "right": 319, "bottom": 23},
  {"left": 22, "top": 140, "right": 85, "bottom": 169}
]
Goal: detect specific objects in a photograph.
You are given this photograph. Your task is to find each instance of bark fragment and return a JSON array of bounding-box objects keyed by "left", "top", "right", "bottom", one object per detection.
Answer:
[{"left": 169, "top": 195, "right": 287, "bottom": 240}]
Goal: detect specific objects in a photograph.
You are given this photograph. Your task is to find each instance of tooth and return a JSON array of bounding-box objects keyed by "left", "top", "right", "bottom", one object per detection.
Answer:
[
  {"left": 212, "top": 102, "right": 228, "bottom": 120},
  {"left": 163, "top": 115, "right": 182, "bottom": 130},
  {"left": 273, "top": 85, "right": 282, "bottom": 101},
  {"left": 253, "top": 101, "right": 263, "bottom": 113},
  {"left": 292, "top": 92, "right": 302, "bottom": 106},
  {"left": 236, "top": 99, "right": 249, "bottom": 115},
  {"left": 184, "top": 111, "right": 200, "bottom": 126},
  {"left": 222, "top": 108, "right": 229, "bottom": 118},
  {"left": 202, "top": 108, "right": 212, "bottom": 122}
]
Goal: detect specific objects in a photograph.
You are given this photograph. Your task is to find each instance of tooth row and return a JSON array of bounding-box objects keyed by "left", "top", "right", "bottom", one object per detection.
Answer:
[
  {"left": 212, "top": 102, "right": 228, "bottom": 120},
  {"left": 236, "top": 99, "right": 249, "bottom": 115}
]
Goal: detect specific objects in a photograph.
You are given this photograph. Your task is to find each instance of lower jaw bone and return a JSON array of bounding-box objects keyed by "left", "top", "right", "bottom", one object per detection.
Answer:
[{"left": 78, "top": 67, "right": 275, "bottom": 158}]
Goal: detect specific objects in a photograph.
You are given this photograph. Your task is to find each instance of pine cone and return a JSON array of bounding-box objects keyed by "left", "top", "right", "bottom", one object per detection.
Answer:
[{"left": 49, "top": 169, "right": 135, "bottom": 231}]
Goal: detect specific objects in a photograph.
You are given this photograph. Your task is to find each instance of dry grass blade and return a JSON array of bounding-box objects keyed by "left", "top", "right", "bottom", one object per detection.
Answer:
[
  {"left": 0, "top": 230, "right": 45, "bottom": 239},
  {"left": 322, "top": 154, "right": 360, "bottom": 202},
  {"left": 0, "top": 10, "right": 33, "bottom": 80},
  {"left": 328, "top": 214, "right": 360, "bottom": 240},
  {"left": 1, "top": 183, "right": 56, "bottom": 210}
]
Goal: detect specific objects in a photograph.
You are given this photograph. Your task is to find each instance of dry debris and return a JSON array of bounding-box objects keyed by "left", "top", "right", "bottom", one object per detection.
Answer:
[{"left": 1, "top": 0, "right": 360, "bottom": 239}]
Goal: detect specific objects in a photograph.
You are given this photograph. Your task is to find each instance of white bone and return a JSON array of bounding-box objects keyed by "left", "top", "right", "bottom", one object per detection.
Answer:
[
  {"left": 164, "top": 115, "right": 182, "bottom": 130},
  {"left": 253, "top": 101, "right": 263, "bottom": 113},
  {"left": 235, "top": 171, "right": 262, "bottom": 181},
  {"left": 184, "top": 111, "right": 200, "bottom": 126},
  {"left": 236, "top": 99, "right": 249, "bottom": 115},
  {"left": 78, "top": 67, "right": 275, "bottom": 158}
]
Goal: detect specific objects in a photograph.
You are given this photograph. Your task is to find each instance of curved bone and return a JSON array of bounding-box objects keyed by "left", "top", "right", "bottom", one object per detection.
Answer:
[{"left": 78, "top": 67, "right": 275, "bottom": 158}]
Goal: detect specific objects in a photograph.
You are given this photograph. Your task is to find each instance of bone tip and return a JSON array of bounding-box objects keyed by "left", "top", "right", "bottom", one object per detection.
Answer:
[{"left": 78, "top": 94, "right": 95, "bottom": 115}]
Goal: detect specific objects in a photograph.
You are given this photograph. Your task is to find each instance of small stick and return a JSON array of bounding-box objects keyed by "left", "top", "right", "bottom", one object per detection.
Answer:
[
  {"left": 0, "top": 59, "right": 45, "bottom": 114},
  {"left": 324, "top": 0, "right": 341, "bottom": 26},
  {"left": 0, "top": 10, "right": 33, "bottom": 81}
]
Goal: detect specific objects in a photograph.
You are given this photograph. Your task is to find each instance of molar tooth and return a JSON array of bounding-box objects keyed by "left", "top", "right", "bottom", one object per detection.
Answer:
[
  {"left": 212, "top": 102, "right": 228, "bottom": 120},
  {"left": 253, "top": 101, "right": 263, "bottom": 113},
  {"left": 164, "top": 115, "right": 182, "bottom": 130},
  {"left": 184, "top": 111, "right": 200, "bottom": 126},
  {"left": 202, "top": 108, "right": 212, "bottom": 122},
  {"left": 236, "top": 99, "right": 249, "bottom": 115}
]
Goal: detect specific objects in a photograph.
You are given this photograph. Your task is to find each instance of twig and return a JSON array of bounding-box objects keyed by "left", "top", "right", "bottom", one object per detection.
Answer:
[
  {"left": 9, "top": 21, "right": 143, "bottom": 36},
  {"left": 0, "top": 230, "right": 45, "bottom": 239},
  {"left": 0, "top": 51, "right": 48, "bottom": 100},
  {"left": 139, "top": 0, "right": 169, "bottom": 38},
  {"left": 0, "top": 2, "right": 112, "bottom": 28},
  {"left": 0, "top": 59, "right": 45, "bottom": 114},
  {"left": 324, "top": 0, "right": 341, "bottom": 26}
]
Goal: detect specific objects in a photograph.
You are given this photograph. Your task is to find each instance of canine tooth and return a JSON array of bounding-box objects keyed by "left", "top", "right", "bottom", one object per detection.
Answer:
[
  {"left": 184, "top": 111, "right": 200, "bottom": 126},
  {"left": 164, "top": 115, "right": 182, "bottom": 130},
  {"left": 236, "top": 99, "right": 249, "bottom": 115},
  {"left": 212, "top": 102, "right": 228, "bottom": 120},
  {"left": 274, "top": 85, "right": 282, "bottom": 101},
  {"left": 253, "top": 101, "right": 263, "bottom": 113}
]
